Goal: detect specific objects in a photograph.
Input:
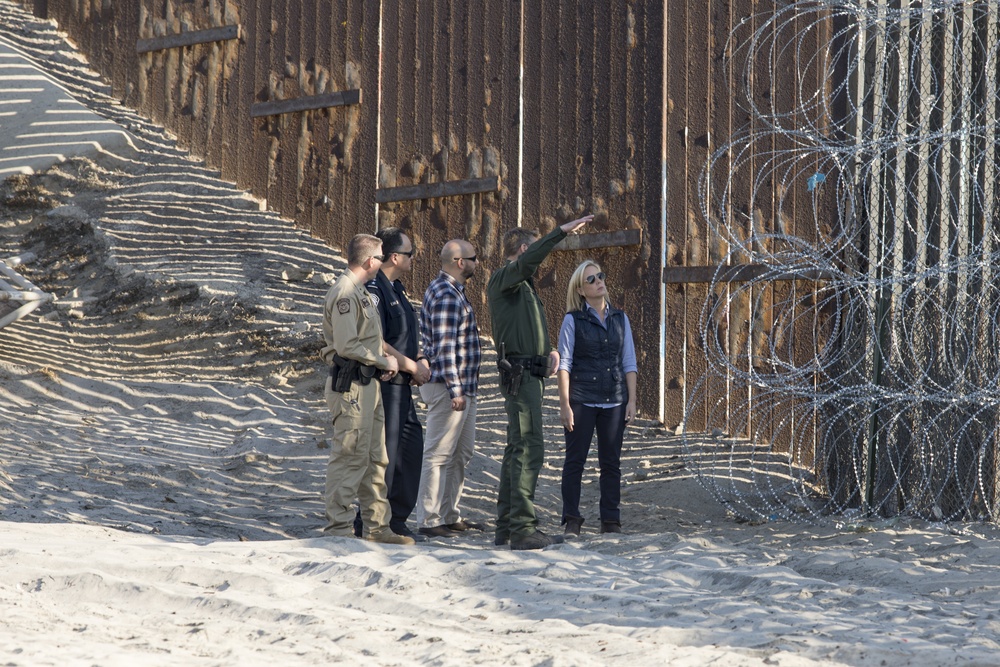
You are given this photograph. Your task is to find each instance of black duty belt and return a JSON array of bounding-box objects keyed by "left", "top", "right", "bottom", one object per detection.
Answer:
[
  {"left": 507, "top": 355, "right": 549, "bottom": 378},
  {"left": 386, "top": 371, "right": 412, "bottom": 385}
]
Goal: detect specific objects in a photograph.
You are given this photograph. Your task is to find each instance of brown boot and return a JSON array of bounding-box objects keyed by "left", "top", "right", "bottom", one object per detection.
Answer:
[{"left": 563, "top": 516, "right": 584, "bottom": 538}]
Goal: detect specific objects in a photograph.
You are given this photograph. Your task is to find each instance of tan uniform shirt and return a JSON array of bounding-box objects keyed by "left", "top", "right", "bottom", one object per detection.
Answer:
[{"left": 321, "top": 269, "right": 389, "bottom": 370}]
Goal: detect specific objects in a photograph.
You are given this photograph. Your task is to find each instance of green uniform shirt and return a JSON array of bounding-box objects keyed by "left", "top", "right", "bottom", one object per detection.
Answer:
[
  {"left": 486, "top": 226, "right": 567, "bottom": 357},
  {"left": 321, "top": 269, "right": 390, "bottom": 370}
]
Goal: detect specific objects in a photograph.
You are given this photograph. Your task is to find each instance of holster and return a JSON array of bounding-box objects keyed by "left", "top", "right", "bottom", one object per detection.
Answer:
[
  {"left": 330, "top": 354, "right": 367, "bottom": 392},
  {"left": 497, "top": 358, "right": 523, "bottom": 397}
]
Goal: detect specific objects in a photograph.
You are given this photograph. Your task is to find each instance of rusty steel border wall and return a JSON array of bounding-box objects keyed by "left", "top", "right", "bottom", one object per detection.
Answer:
[{"left": 16, "top": 0, "right": 822, "bottom": 433}]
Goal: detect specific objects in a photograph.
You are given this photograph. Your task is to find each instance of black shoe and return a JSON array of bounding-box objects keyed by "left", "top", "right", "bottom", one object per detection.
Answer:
[
  {"left": 446, "top": 520, "right": 485, "bottom": 532},
  {"left": 510, "top": 530, "right": 565, "bottom": 551},
  {"left": 600, "top": 521, "right": 622, "bottom": 534},
  {"left": 563, "top": 516, "right": 584, "bottom": 538},
  {"left": 418, "top": 525, "right": 459, "bottom": 538},
  {"left": 494, "top": 534, "right": 509, "bottom": 546}
]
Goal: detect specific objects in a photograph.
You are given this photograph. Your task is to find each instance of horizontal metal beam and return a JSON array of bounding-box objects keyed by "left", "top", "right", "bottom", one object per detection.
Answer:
[
  {"left": 251, "top": 89, "right": 362, "bottom": 118},
  {"left": 137, "top": 24, "right": 241, "bottom": 54},
  {"left": 0, "top": 290, "right": 50, "bottom": 302},
  {"left": 554, "top": 228, "right": 642, "bottom": 251},
  {"left": 375, "top": 176, "right": 500, "bottom": 204},
  {"left": 662, "top": 264, "right": 835, "bottom": 284}
]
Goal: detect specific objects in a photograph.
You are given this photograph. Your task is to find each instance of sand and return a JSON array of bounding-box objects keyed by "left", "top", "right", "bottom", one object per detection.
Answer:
[{"left": 1, "top": 2, "right": 999, "bottom": 665}]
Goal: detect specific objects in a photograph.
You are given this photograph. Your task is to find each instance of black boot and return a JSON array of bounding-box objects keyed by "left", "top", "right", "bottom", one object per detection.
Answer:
[
  {"left": 599, "top": 520, "right": 622, "bottom": 534},
  {"left": 510, "top": 530, "right": 565, "bottom": 551},
  {"left": 563, "top": 516, "right": 584, "bottom": 538}
]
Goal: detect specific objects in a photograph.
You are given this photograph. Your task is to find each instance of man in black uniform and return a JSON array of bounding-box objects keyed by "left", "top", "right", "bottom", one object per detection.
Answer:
[{"left": 364, "top": 227, "right": 431, "bottom": 540}]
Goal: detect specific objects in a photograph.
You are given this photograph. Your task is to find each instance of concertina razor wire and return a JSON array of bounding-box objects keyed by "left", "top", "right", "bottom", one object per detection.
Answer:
[{"left": 684, "top": 0, "right": 1000, "bottom": 524}]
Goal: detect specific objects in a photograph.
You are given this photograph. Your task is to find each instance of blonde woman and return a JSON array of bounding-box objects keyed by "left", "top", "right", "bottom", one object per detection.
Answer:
[{"left": 556, "top": 260, "right": 637, "bottom": 536}]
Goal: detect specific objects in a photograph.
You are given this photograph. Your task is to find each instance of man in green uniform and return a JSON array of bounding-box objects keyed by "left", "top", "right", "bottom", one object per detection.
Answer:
[
  {"left": 321, "top": 233, "right": 414, "bottom": 545},
  {"left": 487, "top": 214, "right": 592, "bottom": 550}
]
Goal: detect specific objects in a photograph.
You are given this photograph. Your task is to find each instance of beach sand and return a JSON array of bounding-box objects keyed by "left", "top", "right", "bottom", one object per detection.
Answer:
[{"left": 1, "top": 3, "right": 999, "bottom": 665}]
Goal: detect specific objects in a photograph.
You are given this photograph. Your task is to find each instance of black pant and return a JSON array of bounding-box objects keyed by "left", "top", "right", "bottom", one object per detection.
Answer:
[
  {"left": 560, "top": 402, "right": 625, "bottom": 524},
  {"left": 380, "top": 381, "right": 424, "bottom": 530}
]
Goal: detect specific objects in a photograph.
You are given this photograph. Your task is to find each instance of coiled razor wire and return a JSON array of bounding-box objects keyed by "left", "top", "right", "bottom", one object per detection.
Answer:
[{"left": 683, "top": 0, "right": 1000, "bottom": 523}]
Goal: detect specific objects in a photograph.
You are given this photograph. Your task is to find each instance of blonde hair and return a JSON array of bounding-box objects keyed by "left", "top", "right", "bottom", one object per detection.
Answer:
[{"left": 565, "top": 259, "right": 604, "bottom": 312}]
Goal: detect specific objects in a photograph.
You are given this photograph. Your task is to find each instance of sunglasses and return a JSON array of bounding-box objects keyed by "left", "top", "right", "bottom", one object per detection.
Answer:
[
  {"left": 584, "top": 272, "right": 606, "bottom": 285},
  {"left": 371, "top": 254, "right": 385, "bottom": 262},
  {"left": 392, "top": 249, "right": 415, "bottom": 257},
  {"left": 456, "top": 255, "right": 478, "bottom": 262}
]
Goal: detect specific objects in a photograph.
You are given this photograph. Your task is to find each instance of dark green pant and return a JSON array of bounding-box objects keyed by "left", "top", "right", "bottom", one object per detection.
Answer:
[{"left": 496, "top": 375, "right": 545, "bottom": 540}]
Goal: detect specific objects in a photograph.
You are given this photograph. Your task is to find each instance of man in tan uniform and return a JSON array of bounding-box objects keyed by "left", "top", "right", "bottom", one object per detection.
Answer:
[{"left": 321, "top": 233, "right": 414, "bottom": 545}]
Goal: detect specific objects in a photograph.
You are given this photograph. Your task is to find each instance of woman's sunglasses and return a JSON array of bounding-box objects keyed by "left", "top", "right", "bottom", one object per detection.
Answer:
[{"left": 584, "top": 272, "right": 606, "bottom": 285}]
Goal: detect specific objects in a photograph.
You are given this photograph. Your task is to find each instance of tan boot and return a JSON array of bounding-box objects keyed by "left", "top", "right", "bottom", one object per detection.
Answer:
[{"left": 365, "top": 530, "right": 416, "bottom": 545}]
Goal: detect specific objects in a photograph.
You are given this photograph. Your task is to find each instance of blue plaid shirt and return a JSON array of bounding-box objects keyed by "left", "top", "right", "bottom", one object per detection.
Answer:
[{"left": 420, "top": 271, "right": 482, "bottom": 398}]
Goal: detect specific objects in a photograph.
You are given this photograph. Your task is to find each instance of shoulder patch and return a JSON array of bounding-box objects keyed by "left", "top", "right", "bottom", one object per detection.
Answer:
[
  {"left": 369, "top": 293, "right": 380, "bottom": 308},
  {"left": 337, "top": 298, "right": 351, "bottom": 314}
]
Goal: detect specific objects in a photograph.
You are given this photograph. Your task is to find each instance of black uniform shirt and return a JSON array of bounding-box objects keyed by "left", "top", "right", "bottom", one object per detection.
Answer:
[{"left": 366, "top": 269, "right": 419, "bottom": 359}]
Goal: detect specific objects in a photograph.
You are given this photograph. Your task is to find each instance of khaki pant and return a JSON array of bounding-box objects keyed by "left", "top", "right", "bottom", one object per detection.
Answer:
[
  {"left": 416, "top": 382, "right": 477, "bottom": 529},
  {"left": 324, "top": 376, "right": 391, "bottom": 536}
]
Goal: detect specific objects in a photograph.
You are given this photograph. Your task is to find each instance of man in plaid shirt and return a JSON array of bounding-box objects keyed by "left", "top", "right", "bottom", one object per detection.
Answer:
[{"left": 415, "top": 238, "right": 485, "bottom": 538}]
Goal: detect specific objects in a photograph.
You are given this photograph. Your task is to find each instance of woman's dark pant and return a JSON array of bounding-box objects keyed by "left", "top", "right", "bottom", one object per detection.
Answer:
[{"left": 561, "top": 402, "right": 625, "bottom": 524}]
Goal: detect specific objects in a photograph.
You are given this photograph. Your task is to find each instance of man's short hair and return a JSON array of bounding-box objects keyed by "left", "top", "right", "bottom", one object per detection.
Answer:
[
  {"left": 502, "top": 228, "right": 539, "bottom": 258},
  {"left": 375, "top": 227, "right": 408, "bottom": 255},
  {"left": 346, "top": 233, "right": 382, "bottom": 267}
]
